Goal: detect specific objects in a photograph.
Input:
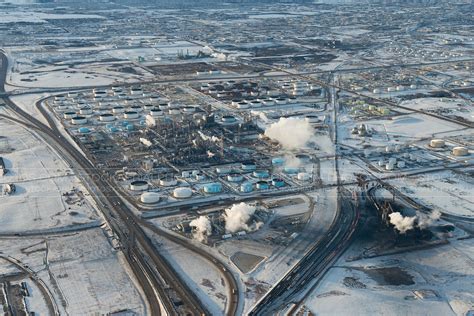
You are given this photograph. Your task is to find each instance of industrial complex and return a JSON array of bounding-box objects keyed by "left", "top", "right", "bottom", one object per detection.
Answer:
[{"left": 0, "top": 0, "right": 472, "bottom": 315}]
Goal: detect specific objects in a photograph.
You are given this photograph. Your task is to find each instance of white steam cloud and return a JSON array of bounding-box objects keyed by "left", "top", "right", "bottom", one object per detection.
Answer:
[
  {"left": 223, "top": 202, "right": 262, "bottom": 233},
  {"left": 389, "top": 210, "right": 441, "bottom": 234},
  {"left": 389, "top": 212, "right": 416, "bottom": 234},
  {"left": 264, "top": 118, "right": 314, "bottom": 150},
  {"left": 189, "top": 216, "right": 212, "bottom": 242}
]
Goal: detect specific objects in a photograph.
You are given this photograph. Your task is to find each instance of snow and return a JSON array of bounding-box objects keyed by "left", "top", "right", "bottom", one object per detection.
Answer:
[
  {"left": 303, "top": 239, "right": 474, "bottom": 316},
  {"left": 0, "top": 118, "right": 101, "bottom": 233}
]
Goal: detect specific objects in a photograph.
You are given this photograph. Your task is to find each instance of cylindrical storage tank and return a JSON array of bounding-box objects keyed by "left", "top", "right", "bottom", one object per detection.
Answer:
[
  {"left": 275, "top": 98, "right": 287, "bottom": 105},
  {"left": 231, "top": 100, "right": 241, "bottom": 106},
  {"left": 263, "top": 99, "right": 275, "bottom": 106},
  {"left": 272, "top": 157, "right": 285, "bottom": 166},
  {"left": 195, "top": 174, "right": 206, "bottom": 181},
  {"left": 100, "top": 113, "right": 115, "bottom": 122},
  {"left": 250, "top": 100, "right": 262, "bottom": 108},
  {"left": 288, "top": 97, "right": 297, "bottom": 104},
  {"left": 256, "top": 181, "right": 269, "bottom": 190},
  {"left": 385, "top": 163, "right": 395, "bottom": 171},
  {"left": 221, "top": 115, "right": 237, "bottom": 124},
  {"left": 283, "top": 167, "right": 299, "bottom": 174},
  {"left": 203, "top": 183, "right": 222, "bottom": 194},
  {"left": 173, "top": 187, "right": 192, "bottom": 199},
  {"left": 124, "top": 111, "right": 139, "bottom": 119},
  {"left": 240, "top": 182, "right": 253, "bottom": 193},
  {"left": 64, "top": 111, "right": 77, "bottom": 119},
  {"left": 227, "top": 173, "right": 243, "bottom": 182},
  {"left": 149, "top": 108, "right": 163, "bottom": 117},
  {"left": 130, "top": 105, "right": 142, "bottom": 112},
  {"left": 237, "top": 102, "right": 249, "bottom": 109},
  {"left": 113, "top": 106, "right": 125, "bottom": 114},
  {"left": 388, "top": 157, "right": 397, "bottom": 165},
  {"left": 182, "top": 106, "right": 196, "bottom": 113},
  {"left": 272, "top": 178, "right": 285, "bottom": 188},
  {"left": 160, "top": 179, "right": 178, "bottom": 187},
  {"left": 168, "top": 109, "right": 180, "bottom": 115},
  {"left": 71, "top": 116, "right": 87, "bottom": 125},
  {"left": 216, "top": 167, "right": 231, "bottom": 175},
  {"left": 397, "top": 161, "right": 406, "bottom": 168},
  {"left": 452, "top": 146, "right": 469, "bottom": 156},
  {"left": 140, "top": 192, "right": 160, "bottom": 204},
  {"left": 78, "top": 127, "right": 90, "bottom": 134},
  {"left": 130, "top": 180, "right": 149, "bottom": 191},
  {"left": 241, "top": 162, "right": 257, "bottom": 171},
  {"left": 125, "top": 124, "right": 134, "bottom": 131},
  {"left": 378, "top": 159, "right": 385, "bottom": 167},
  {"left": 79, "top": 107, "right": 93, "bottom": 115},
  {"left": 253, "top": 170, "right": 269, "bottom": 179},
  {"left": 296, "top": 154, "right": 311, "bottom": 164},
  {"left": 430, "top": 139, "right": 445, "bottom": 148},
  {"left": 158, "top": 103, "right": 169, "bottom": 110},
  {"left": 144, "top": 104, "right": 155, "bottom": 110},
  {"left": 297, "top": 172, "right": 311, "bottom": 181}
]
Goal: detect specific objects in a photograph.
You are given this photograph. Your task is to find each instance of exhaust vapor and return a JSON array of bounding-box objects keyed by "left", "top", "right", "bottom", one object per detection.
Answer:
[
  {"left": 223, "top": 202, "right": 262, "bottom": 233},
  {"left": 189, "top": 216, "right": 212, "bottom": 242},
  {"left": 264, "top": 117, "right": 314, "bottom": 150},
  {"left": 389, "top": 210, "right": 442, "bottom": 234}
]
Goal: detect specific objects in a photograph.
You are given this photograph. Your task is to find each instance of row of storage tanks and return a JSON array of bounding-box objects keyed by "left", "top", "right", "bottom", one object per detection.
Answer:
[
  {"left": 430, "top": 139, "right": 470, "bottom": 156},
  {"left": 372, "top": 85, "right": 418, "bottom": 94},
  {"left": 62, "top": 101, "right": 201, "bottom": 125},
  {"left": 230, "top": 96, "right": 298, "bottom": 109}
]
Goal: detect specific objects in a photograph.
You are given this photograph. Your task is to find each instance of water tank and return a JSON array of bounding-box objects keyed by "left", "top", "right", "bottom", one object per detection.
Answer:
[
  {"left": 256, "top": 181, "right": 269, "bottom": 190},
  {"left": 78, "top": 127, "right": 90, "bottom": 134},
  {"left": 272, "top": 157, "right": 285, "bottom": 166},
  {"left": 130, "top": 180, "right": 149, "bottom": 191},
  {"left": 240, "top": 182, "right": 253, "bottom": 193},
  {"left": 253, "top": 170, "right": 269, "bottom": 178},
  {"left": 140, "top": 192, "right": 160, "bottom": 204},
  {"left": 397, "top": 161, "right": 406, "bottom": 168},
  {"left": 241, "top": 162, "right": 257, "bottom": 171},
  {"left": 227, "top": 173, "right": 243, "bottom": 182},
  {"left": 452, "top": 146, "right": 469, "bottom": 156},
  {"left": 173, "top": 187, "right": 192, "bottom": 199},
  {"left": 203, "top": 183, "right": 223, "bottom": 194},
  {"left": 283, "top": 167, "right": 299, "bottom": 174},
  {"left": 272, "top": 178, "right": 285, "bottom": 188}
]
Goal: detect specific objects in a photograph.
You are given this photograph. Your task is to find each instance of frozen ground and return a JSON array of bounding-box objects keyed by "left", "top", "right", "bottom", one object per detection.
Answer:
[
  {"left": 0, "top": 118, "right": 101, "bottom": 233},
  {"left": 302, "top": 238, "right": 473, "bottom": 316},
  {"left": 0, "top": 228, "right": 146, "bottom": 315},
  {"left": 387, "top": 170, "right": 474, "bottom": 218},
  {"left": 149, "top": 230, "right": 227, "bottom": 316}
]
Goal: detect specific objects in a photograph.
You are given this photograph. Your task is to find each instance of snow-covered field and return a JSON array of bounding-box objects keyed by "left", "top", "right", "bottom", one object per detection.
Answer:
[
  {"left": 0, "top": 228, "right": 146, "bottom": 315},
  {"left": 302, "top": 238, "right": 473, "bottom": 316},
  {"left": 0, "top": 118, "right": 101, "bottom": 233}
]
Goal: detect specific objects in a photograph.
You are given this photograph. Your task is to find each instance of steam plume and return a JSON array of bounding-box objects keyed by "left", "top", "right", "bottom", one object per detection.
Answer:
[
  {"left": 264, "top": 118, "right": 314, "bottom": 150},
  {"left": 189, "top": 216, "right": 212, "bottom": 242},
  {"left": 389, "top": 212, "right": 416, "bottom": 234},
  {"left": 223, "top": 202, "right": 262, "bottom": 233}
]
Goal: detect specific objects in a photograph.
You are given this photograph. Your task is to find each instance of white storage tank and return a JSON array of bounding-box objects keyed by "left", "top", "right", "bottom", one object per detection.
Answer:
[
  {"left": 452, "top": 146, "right": 469, "bottom": 156},
  {"left": 173, "top": 187, "right": 192, "bottom": 199},
  {"left": 71, "top": 116, "right": 87, "bottom": 125},
  {"left": 397, "top": 161, "right": 406, "bottom": 168},
  {"left": 64, "top": 111, "right": 77, "bottom": 119},
  {"left": 297, "top": 172, "right": 311, "bottom": 181},
  {"left": 79, "top": 107, "right": 93, "bottom": 115},
  {"left": 140, "top": 192, "right": 160, "bottom": 204},
  {"left": 124, "top": 111, "right": 139, "bottom": 119},
  {"left": 430, "top": 139, "right": 445, "bottom": 148},
  {"left": 113, "top": 106, "right": 125, "bottom": 114},
  {"left": 130, "top": 180, "right": 149, "bottom": 191},
  {"left": 160, "top": 178, "right": 178, "bottom": 187},
  {"left": 100, "top": 113, "right": 115, "bottom": 122}
]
